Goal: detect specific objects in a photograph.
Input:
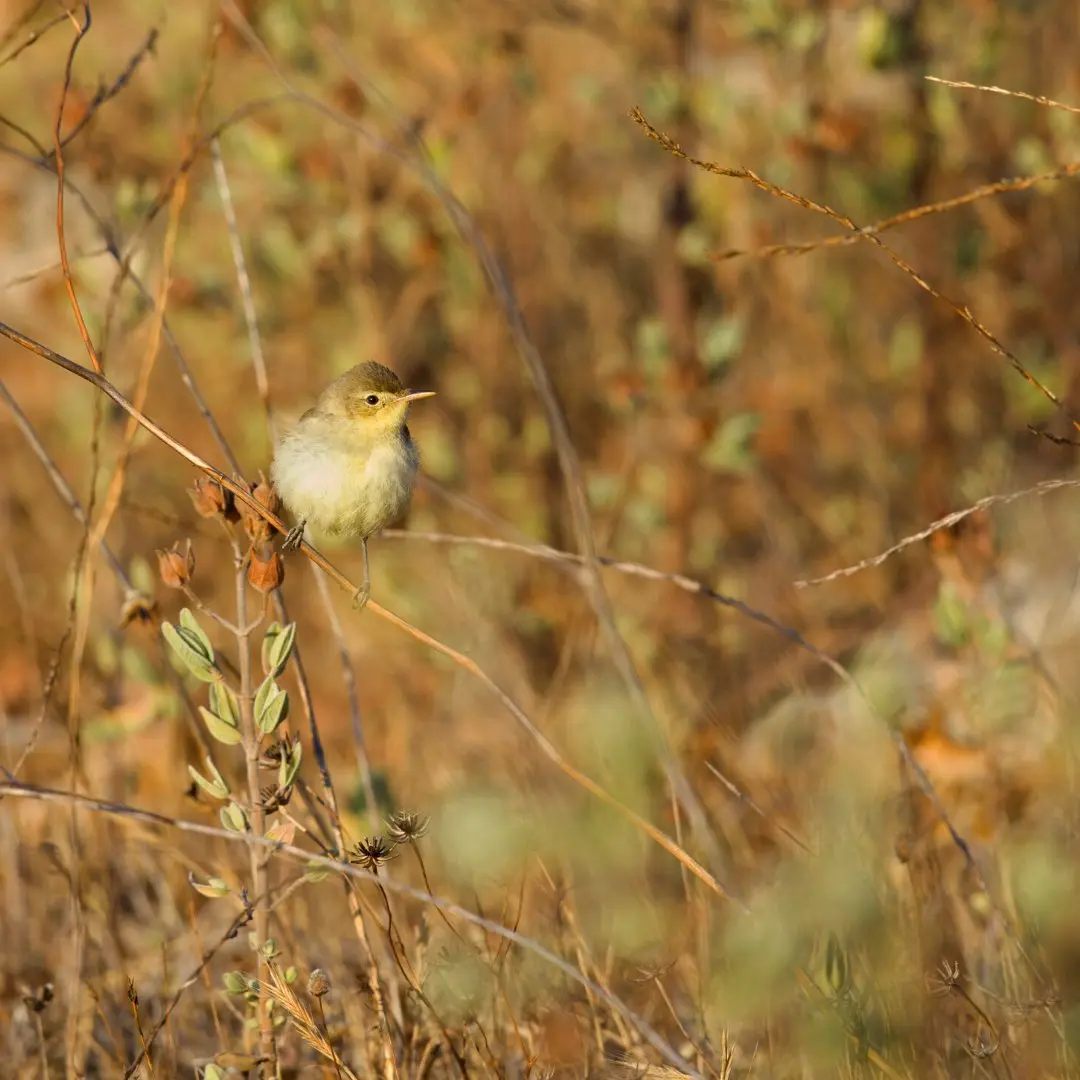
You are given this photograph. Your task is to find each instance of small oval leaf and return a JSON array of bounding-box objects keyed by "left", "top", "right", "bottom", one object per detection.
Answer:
[
  {"left": 260, "top": 621, "right": 282, "bottom": 675},
  {"left": 265, "top": 621, "right": 296, "bottom": 677},
  {"left": 265, "top": 818, "right": 296, "bottom": 845},
  {"left": 189, "top": 871, "right": 230, "bottom": 898},
  {"left": 161, "top": 622, "right": 219, "bottom": 683},
  {"left": 179, "top": 607, "right": 215, "bottom": 659},
  {"left": 220, "top": 802, "right": 249, "bottom": 833},
  {"left": 209, "top": 681, "right": 239, "bottom": 727},
  {"left": 256, "top": 687, "right": 289, "bottom": 736},
  {"left": 280, "top": 739, "right": 303, "bottom": 789},
  {"left": 253, "top": 674, "right": 276, "bottom": 720},
  {"left": 188, "top": 763, "right": 229, "bottom": 801},
  {"left": 200, "top": 706, "right": 243, "bottom": 747}
]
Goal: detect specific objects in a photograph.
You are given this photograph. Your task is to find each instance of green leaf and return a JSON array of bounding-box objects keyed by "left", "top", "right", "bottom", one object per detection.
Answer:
[
  {"left": 260, "top": 622, "right": 281, "bottom": 674},
  {"left": 222, "top": 970, "right": 249, "bottom": 995},
  {"left": 253, "top": 674, "right": 277, "bottom": 722},
  {"left": 220, "top": 802, "right": 249, "bottom": 833},
  {"left": 304, "top": 859, "right": 329, "bottom": 883},
  {"left": 280, "top": 739, "right": 303, "bottom": 789},
  {"left": 161, "top": 622, "right": 219, "bottom": 683},
  {"left": 209, "top": 682, "right": 239, "bottom": 727},
  {"left": 179, "top": 607, "right": 214, "bottom": 658},
  {"left": 700, "top": 313, "right": 746, "bottom": 373},
  {"left": 199, "top": 706, "right": 243, "bottom": 747},
  {"left": 188, "top": 761, "right": 229, "bottom": 800},
  {"left": 204, "top": 1066, "right": 227, "bottom": 1080},
  {"left": 189, "top": 872, "right": 230, "bottom": 898},
  {"left": 256, "top": 685, "right": 289, "bottom": 736},
  {"left": 933, "top": 581, "right": 971, "bottom": 649},
  {"left": 701, "top": 411, "right": 762, "bottom": 475},
  {"left": 262, "top": 621, "right": 296, "bottom": 677}
]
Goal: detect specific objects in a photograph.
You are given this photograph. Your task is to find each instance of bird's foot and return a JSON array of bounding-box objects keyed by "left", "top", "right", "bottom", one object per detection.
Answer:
[
  {"left": 351, "top": 582, "right": 371, "bottom": 612},
  {"left": 282, "top": 521, "right": 306, "bottom": 553}
]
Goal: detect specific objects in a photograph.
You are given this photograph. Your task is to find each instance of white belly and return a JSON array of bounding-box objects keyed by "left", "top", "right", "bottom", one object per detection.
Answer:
[{"left": 271, "top": 422, "right": 418, "bottom": 543}]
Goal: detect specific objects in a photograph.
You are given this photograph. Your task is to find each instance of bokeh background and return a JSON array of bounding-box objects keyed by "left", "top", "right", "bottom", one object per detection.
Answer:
[{"left": 4, "top": 0, "right": 1080, "bottom": 1077}]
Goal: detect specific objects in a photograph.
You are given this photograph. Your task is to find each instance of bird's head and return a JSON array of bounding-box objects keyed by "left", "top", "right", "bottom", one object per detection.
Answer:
[{"left": 314, "top": 361, "right": 435, "bottom": 440}]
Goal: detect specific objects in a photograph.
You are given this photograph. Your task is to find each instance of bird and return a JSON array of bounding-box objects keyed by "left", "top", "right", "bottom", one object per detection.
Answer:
[{"left": 270, "top": 361, "right": 435, "bottom": 609}]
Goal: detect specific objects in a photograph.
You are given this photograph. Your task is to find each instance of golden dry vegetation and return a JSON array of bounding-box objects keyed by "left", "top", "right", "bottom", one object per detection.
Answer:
[{"left": 3, "top": 0, "right": 1080, "bottom": 1077}]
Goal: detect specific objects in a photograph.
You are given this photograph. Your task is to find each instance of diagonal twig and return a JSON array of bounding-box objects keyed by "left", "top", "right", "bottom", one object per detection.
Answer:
[{"left": 795, "top": 477, "right": 1080, "bottom": 588}]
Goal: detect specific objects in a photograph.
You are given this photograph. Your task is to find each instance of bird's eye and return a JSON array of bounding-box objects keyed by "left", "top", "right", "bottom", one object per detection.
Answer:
[{"left": 365, "top": 394, "right": 379, "bottom": 406}]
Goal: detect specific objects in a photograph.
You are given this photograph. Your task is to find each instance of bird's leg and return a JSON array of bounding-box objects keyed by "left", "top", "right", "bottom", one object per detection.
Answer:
[
  {"left": 282, "top": 519, "right": 306, "bottom": 552},
  {"left": 352, "top": 537, "right": 371, "bottom": 611}
]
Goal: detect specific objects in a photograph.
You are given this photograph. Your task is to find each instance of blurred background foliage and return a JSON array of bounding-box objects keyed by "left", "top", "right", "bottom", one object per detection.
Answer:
[{"left": 4, "top": 0, "right": 1080, "bottom": 1075}]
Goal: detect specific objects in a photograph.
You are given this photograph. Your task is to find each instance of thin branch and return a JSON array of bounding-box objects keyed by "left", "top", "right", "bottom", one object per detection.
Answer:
[
  {"left": 0, "top": 0, "right": 49, "bottom": 53},
  {"left": 0, "top": 378, "right": 130, "bottom": 589},
  {"left": 57, "top": 28, "right": 159, "bottom": 150},
  {"left": 52, "top": 2, "right": 101, "bottom": 374},
  {"left": 795, "top": 477, "right": 1080, "bottom": 588},
  {"left": 0, "top": 9, "right": 68, "bottom": 69},
  {"left": 925, "top": 75, "right": 1080, "bottom": 115},
  {"left": 210, "top": 139, "right": 275, "bottom": 442},
  {"left": 715, "top": 160, "right": 1080, "bottom": 261}
]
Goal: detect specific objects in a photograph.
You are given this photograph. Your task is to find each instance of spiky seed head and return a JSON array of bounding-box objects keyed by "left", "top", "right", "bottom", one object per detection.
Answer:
[
  {"left": 349, "top": 836, "right": 396, "bottom": 872},
  {"left": 386, "top": 810, "right": 430, "bottom": 844}
]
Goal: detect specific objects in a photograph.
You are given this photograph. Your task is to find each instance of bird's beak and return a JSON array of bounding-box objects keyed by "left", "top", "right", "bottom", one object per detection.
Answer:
[{"left": 402, "top": 390, "right": 436, "bottom": 402}]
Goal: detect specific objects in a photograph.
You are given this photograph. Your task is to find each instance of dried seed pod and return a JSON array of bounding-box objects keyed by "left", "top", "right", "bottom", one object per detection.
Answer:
[
  {"left": 156, "top": 540, "right": 195, "bottom": 590},
  {"left": 189, "top": 477, "right": 237, "bottom": 521},
  {"left": 239, "top": 477, "right": 282, "bottom": 543},
  {"left": 247, "top": 545, "right": 284, "bottom": 594}
]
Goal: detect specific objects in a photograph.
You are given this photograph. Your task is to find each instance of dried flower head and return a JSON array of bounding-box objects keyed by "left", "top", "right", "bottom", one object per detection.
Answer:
[
  {"left": 239, "top": 475, "right": 282, "bottom": 543},
  {"left": 189, "top": 476, "right": 237, "bottom": 521},
  {"left": 156, "top": 539, "right": 195, "bottom": 590},
  {"left": 307, "top": 968, "right": 331, "bottom": 998},
  {"left": 386, "top": 810, "right": 430, "bottom": 844},
  {"left": 349, "top": 836, "right": 397, "bottom": 872},
  {"left": 259, "top": 785, "right": 293, "bottom": 813},
  {"left": 247, "top": 545, "right": 284, "bottom": 594},
  {"left": 261, "top": 735, "right": 296, "bottom": 767},
  {"left": 119, "top": 590, "right": 158, "bottom": 629}
]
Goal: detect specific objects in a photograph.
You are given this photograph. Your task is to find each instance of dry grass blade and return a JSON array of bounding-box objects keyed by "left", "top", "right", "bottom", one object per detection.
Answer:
[
  {"left": 925, "top": 75, "right": 1080, "bottom": 115},
  {"left": 795, "top": 477, "right": 1080, "bottom": 587},
  {"left": 52, "top": 3, "right": 102, "bottom": 375},
  {"left": 0, "top": 8, "right": 68, "bottom": 68},
  {"left": 262, "top": 964, "right": 360, "bottom": 1080},
  {"left": 715, "top": 160, "right": 1080, "bottom": 260}
]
